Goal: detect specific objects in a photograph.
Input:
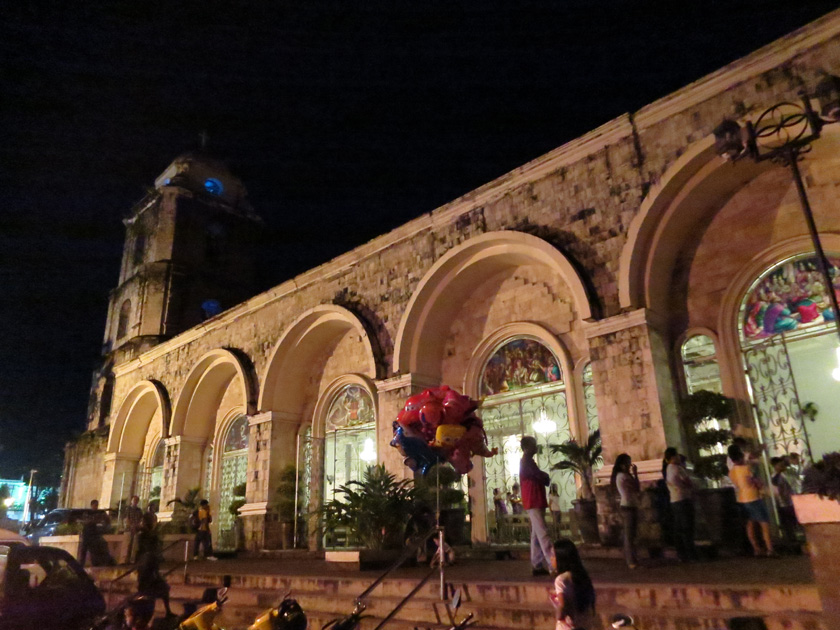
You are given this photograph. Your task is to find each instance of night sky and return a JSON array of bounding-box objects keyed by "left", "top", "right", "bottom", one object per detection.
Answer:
[{"left": 1, "top": 1, "right": 837, "bottom": 482}]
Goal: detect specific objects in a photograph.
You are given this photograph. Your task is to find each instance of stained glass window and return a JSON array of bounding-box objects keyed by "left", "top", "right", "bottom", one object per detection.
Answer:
[
  {"left": 223, "top": 415, "right": 249, "bottom": 452},
  {"left": 480, "top": 337, "right": 563, "bottom": 397},
  {"left": 141, "top": 441, "right": 165, "bottom": 506},
  {"left": 325, "top": 385, "right": 376, "bottom": 430},
  {"left": 323, "top": 385, "right": 377, "bottom": 547},
  {"left": 479, "top": 337, "right": 574, "bottom": 544},
  {"left": 218, "top": 416, "right": 249, "bottom": 550},
  {"left": 740, "top": 253, "right": 840, "bottom": 343}
]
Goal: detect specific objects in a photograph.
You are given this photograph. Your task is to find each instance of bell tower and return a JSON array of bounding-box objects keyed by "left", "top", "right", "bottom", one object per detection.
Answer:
[{"left": 87, "top": 152, "right": 262, "bottom": 429}]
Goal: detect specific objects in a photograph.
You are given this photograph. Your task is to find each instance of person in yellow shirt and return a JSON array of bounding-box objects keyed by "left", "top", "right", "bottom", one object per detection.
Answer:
[
  {"left": 728, "top": 446, "right": 775, "bottom": 557},
  {"left": 192, "top": 499, "right": 217, "bottom": 561}
]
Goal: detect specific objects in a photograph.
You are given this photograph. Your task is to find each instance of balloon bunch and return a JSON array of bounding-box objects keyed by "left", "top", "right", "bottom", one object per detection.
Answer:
[{"left": 390, "top": 385, "right": 498, "bottom": 476}]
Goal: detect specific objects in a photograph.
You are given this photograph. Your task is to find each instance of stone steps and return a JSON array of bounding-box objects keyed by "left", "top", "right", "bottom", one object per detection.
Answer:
[{"left": 96, "top": 569, "right": 826, "bottom": 630}]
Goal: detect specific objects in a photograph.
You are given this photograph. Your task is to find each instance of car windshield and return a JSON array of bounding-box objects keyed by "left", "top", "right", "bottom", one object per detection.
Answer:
[{"left": 38, "top": 511, "right": 65, "bottom": 527}]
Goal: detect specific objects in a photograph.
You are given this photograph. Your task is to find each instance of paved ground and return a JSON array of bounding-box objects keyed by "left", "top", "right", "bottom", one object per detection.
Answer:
[{"left": 175, "top": 553, "right": 815, "bottom": 586}]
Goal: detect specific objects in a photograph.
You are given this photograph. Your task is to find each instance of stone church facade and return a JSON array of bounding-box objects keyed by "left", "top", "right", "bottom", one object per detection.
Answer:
[{"left": 61, "top": 11, "right": 840, "bottom": 551}]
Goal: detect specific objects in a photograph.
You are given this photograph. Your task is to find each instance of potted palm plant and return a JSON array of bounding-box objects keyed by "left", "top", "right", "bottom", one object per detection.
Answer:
[
  {"left": 322, "top": 464, "right": 419, "bottom": 568},
  {"left": 273, "top": 465, "right": 300, "bottom": 550},
  {"left": 679, "top": 390, "right": 739, "bottom": 551},
  {"left": 550, "top": 429, "right": 602, "bottom": 544}
]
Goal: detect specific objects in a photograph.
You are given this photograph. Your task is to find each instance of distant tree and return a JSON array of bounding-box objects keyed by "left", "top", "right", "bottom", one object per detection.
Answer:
[
  {"left": 36, "top": 488, "right": 59, "bottom": 513},
  {"left": 0, "top": 484, "right": 10, "bottom": 520}
]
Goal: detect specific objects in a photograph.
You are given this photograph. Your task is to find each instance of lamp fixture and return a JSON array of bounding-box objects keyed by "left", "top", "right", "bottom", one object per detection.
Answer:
[
  {"left": 359, "top": 438, "right": 377, "bottom": 463},
  {"left": 714, "top": 75, "right": 840, "bottom": 345},
  {"left": 533, "top": 408, "right": 557, "bottom": 435}
]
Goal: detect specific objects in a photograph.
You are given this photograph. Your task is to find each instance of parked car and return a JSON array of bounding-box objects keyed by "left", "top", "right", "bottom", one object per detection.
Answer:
[
  {"left": 0, "top": 543, "right": 105, "bottom": 629},
  {"left": 25, "top": 509, "right": 112, "bottom": 544},
  {"left": 0, "top": 530, "right": 28, "bottom": 547}
]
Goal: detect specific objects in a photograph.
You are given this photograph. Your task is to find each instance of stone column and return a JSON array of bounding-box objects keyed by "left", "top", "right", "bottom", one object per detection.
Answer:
[
  {"left": 100, "top": 453, "right": 139, "bottom": 511},
  {"left": 585, "top": 308, "right": 683, "bottom": 464},
  {"left": 376, "top": 373, "right": 440, "bottom": 481},
  {"left": 585, "top": 309, "right": 684, "bottom": 544},
  {"left": 158, "top": 436, "right": 205, "bottom": 521},
  {"left": 240, "top": 411, "right": 300, "bottom": 551}
]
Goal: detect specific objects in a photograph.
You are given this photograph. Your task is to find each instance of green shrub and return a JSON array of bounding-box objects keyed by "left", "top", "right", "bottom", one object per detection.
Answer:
[
  {"left": 321, "top": 464, "right": 418, "bottom": 550},
  {"left": 679, "top": 391, "right": 734, "bottom": 481},
  {"left": 55, "top": 522, "right": 83, "bottom": 536}
]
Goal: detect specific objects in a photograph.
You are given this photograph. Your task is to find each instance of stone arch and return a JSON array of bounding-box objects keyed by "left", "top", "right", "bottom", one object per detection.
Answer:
[
  {"left": 170, "top": 348, "right": 256, "bottom": 441},
  {"left": 394, "top": 231, "right": 593, "bottom": 380},
  {"left": 259, "top": 305, "right": 378, "bottom": 415},
  {"left": 618, "top": 135, "right": 771, "bottom": 313},
  {"left": 107, "top": 380, "right": 170, "bottom": 458}
]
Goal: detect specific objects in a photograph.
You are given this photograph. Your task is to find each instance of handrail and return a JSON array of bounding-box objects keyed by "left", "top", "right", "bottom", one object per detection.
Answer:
[
  {"left": 371, "top": 566, "right": 437, "bottom": 630},
  {"left": 105, "top": 537, "right": 190, "bottom": 608},
  {"left": 354, "top": 525, "right": 437, "bottom": 603}
]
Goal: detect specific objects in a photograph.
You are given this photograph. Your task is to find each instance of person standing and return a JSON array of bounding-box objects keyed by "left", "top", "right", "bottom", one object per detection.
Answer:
[
  {"left": 729, "top": 446, "right": 775, "bottom": 557},
  {"left": 664, "top": 448, "right": 697, "bottom": 562},
  {"left": 493, "top": 487, "right": 508, "bottom": 521},
  {"left": 136, "top": 549, "right": 174, "bottom": 617},
  {"left": 123, "top": 495, "right": 143, "bottom": 563},
  {"left": 145, "top": 502, "right": 158, "bottom": 529},
  {"left": 784, "top": 452, "right": 803, "bottom": 494},
  {"left": 549, "top": 539, "right": 596, "bottom": 630},
  {"left": 611, "top": 453, "right": 640, "bottom": 569},
  {"left": 509, "top": 482, "right": 524, "bottom": 515},
  {"left": 520, "top": 435, "right": 557, "bottom": 576},
  {"left": 771, "top": 456, "right": 799, "bottom": 549},
  {"left": 192, "top": 499, "right": 217, "bottom": 561},
  {"left": 80, "top": 499, "right": 113, "bottom": 567}
]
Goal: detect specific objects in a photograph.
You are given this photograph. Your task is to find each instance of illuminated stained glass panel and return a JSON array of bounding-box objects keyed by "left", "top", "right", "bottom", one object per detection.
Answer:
[
  {"left": 481, "top": 338, "right": 563, "bottom": 397},
  {"left": 217, "top": 450, "right": 247, "bottom": 550},
  {"left": 217, "top": 416, "right": 249, "bottom": 550},
  {"left": 740, "top": 253, "right": 840, "bottom": 342},
  {"left": 223, "top": 415, "right": 249, "bottom": 452},
  {"left": 326, "top": 385, "right": 376, "bottom": 430},
  {"left": 323, "top": 424, "right": 377, "bottom": 504}
]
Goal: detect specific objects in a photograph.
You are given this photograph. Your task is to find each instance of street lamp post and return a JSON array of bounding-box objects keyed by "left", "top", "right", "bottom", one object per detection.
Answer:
[
  {"left": 20, "top": 469, "right": 38, "bottom": 527},
  {"left": 713, "top": 75, "right": 840, "bottom": 345}
]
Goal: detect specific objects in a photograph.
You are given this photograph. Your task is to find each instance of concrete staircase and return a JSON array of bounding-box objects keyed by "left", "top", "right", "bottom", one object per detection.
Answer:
[{"left": 93, "top": 567, "right": 826, "bottom": 630}]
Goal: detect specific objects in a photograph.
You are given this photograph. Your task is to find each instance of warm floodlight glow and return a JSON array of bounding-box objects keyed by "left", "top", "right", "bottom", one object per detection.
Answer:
[
  {"left": 533, "top": 408, "right": 557, "bottom": 435},
  {"left": 3, "top": 497, "right": 13, "bottom": 508},
  {"left": 359, "top": 438, "right": 377, "bottom": 463},
  {"left": 504, "top": 435, "right": 522, "bottom": 476}
]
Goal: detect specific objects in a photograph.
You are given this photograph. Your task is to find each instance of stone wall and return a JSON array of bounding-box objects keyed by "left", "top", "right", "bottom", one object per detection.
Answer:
[
  {"left": 71, "top": 13, "right": 840, "bottom": 546},
  {"left": 60, "top": 428, "right": 107, "bottom": 508}
]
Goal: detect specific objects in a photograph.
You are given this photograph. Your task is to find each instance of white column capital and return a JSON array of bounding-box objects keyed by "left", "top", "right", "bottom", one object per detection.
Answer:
[
  {"left": 584, "top": 308, "right": 668, "bottom": 339},
  {"left": 103, "top": 452, "right": 141, "bottom": 464},
  {"left": 164, "top": 435, "right": 205, "bottom": 447},
  {"left": 249, "top": 410, "right": 300, "bottom": 426},
  {"left": 376, "top": 372, "right": 439, "bottom": 393}
]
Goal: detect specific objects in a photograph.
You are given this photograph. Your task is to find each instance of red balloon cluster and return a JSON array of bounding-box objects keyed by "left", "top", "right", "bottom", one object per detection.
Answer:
[{"left": 390, "top": 385, "right": 498, "bottom": 475}]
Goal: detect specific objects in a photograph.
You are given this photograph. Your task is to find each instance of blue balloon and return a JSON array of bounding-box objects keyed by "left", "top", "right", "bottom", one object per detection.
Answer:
[{"left": 390, "top": 424, "right": 442, "bottom": 476}]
